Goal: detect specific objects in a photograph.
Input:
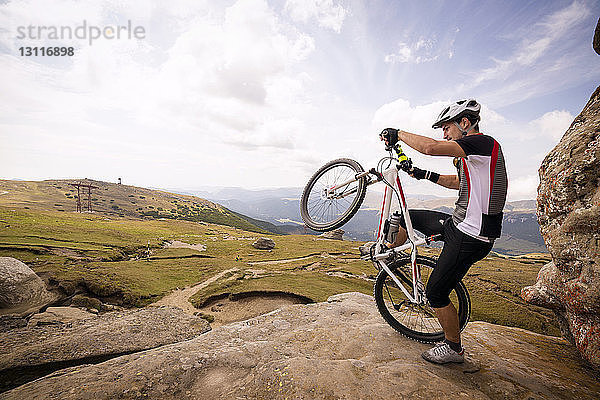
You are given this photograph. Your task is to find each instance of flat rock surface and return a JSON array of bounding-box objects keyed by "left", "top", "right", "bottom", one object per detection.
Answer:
[
  {"left": 27, "top": 306, "right": 95, "bottom": 327},
  {"left": 2, "top": 293, "right": 598, "bottom": 399},
  {"left": 0, "top": 307, "right": 210, "bottom": 372}
]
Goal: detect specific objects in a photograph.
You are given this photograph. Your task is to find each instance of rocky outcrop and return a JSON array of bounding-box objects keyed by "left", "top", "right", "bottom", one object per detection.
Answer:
[
  {"left": 0, "top": 306, "right": 211, "bottom": 392},
  {"left": 0, "top": 257, "right": 58, "bottom": 317},
  {"left": 319, "top": 228, "right": 344, "bottom": 240},
  {"left": 252, "top": 237, "right": 275, "bottom": 250},
  {"left": 2, "top": 293, "right": 598, "bottom": 399},
  {"left": 523, "top": 85, "right": 600, "bottom": 367}
]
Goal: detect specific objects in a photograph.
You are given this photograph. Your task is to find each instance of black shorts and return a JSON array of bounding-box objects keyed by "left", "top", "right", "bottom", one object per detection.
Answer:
[{"left": 399, "top": 209, "right": 493, "bottom": 308}]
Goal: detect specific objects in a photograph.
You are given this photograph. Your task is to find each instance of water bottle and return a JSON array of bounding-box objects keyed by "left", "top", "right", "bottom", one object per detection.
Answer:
[{"left": 386, "top": 212, "right": 402, "bottom": 244}]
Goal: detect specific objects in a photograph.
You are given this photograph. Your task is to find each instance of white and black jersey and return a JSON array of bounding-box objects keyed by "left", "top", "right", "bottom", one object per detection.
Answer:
[{"left": 452, "top": 134, "right": 508, "bottom": 242}]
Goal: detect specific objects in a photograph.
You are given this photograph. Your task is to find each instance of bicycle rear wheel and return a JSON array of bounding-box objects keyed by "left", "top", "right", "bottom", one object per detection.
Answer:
[
  {"left": 373, "top": 256, "right": 471, "bottom": 343},
  {"left": 300, "top": 158, "right": 367, "bottom": 232}
]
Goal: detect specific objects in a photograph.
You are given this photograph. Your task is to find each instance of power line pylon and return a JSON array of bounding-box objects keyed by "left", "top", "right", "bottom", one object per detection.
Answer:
[{"left": 69, "top": 182, "right": 99, "bottom": 212}]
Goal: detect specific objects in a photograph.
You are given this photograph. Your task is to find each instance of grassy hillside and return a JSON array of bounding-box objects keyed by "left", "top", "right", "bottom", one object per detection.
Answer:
[
  {"left": 0, "top": 202, "right": 559, "bottom": 336},
  {"left": 0, "top": 179, "right": 271, "bottom": 234}
]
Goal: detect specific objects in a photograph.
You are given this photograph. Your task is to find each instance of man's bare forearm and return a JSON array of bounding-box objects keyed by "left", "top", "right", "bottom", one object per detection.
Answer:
[
  {"left": 436, "top": 174, "right": 459, "bottom": 190},
  {"left": 398, "top": 130, "right": 438, "bottom": 154},
  {"left": 396, "top": 129, "right": 466, "bottom": 157}
]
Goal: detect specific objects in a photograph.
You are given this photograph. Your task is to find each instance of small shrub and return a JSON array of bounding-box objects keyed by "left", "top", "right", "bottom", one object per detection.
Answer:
[
  {"left": 71, "top": 294, "right": 103, "bottom": 310},
  {"left": 195, "top": 312, "right": 215, "bottom": 323}
]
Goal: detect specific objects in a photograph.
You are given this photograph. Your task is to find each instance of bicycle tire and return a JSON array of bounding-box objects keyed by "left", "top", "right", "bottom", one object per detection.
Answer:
[
  {"left": 300, "top": 158, "right": 367, "bottom": 232},
  {"left": 373, "top": 256, "right": 471, "bottom": 343}
]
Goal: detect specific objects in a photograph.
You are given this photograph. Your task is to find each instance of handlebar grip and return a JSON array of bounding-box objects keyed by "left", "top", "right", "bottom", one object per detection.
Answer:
[{"left": 394, "top": 144, "right": 411, "bottom": 165}]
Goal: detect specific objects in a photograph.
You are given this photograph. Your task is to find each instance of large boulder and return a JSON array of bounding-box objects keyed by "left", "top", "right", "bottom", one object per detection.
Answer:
[
  {"left": 522, "top": 85, "right": 600, "bottom": 367},
  {"left": 0, "top": 306, "right": 211, "bottom": 392},
  {"left": 252, "top": 237, "right": 275, "bottom": 250},
  {"left": 0, "top": 257, "right": 58, "bottom": 316},
  {"left": 319, "top": 228, "right": 344, "bottom": 240},
  {"left": 2, "top": 293, "right": 598, "bottom": 399}
]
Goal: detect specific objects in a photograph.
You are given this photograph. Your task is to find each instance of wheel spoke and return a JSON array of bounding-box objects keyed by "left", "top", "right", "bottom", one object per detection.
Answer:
[{"left": 302, "top": 162, "right": 363, "bottom": 228}]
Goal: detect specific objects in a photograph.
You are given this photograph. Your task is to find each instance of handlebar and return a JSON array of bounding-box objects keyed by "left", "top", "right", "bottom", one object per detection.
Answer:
[{"left": 391, "top": 144, "right": 413, "bottom": 173}]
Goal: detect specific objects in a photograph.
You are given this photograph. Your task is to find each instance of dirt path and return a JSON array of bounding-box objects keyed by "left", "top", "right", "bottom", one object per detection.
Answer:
[
  {"left": 149, "top": 252, "right": 365, "bottom": 323},
  {"left": 247, "top": 255, "right": 318, "bottom": 265},
  {"left": 149, "top": 268, "right": 239, "bottom": 314},
  {"left": 247, "top": 252, "right": 359, "bottom": 266},
  {"left": 164, "top": 240, "right": 206, "bottom": 252}
]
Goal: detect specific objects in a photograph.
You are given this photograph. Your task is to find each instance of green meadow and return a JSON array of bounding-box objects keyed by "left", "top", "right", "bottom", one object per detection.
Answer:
[{"left": 0, "top": 179, "right": 559, "bottom": 336}]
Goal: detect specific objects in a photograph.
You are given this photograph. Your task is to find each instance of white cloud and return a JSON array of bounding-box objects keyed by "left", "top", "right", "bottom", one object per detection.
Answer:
[
  {"left": 384, "top": 39, "right": 440, "bottom": 64},
  {"left": 284, "top": 0, "right": 347, "bottom": 33},
  {"left": 528, "top": 110, "right": 573, "bottom": 141},
  {"left": 0, "top": 0, "right": 326, "bottom": 188},
  {"left": 1, "top": 0, "right": 317, "bottom": 147},
  {"left": 476, "top": 2, "right": 589, "bottom": 84},
  {"left": 459, "top": 1, "right": 592, "bottom": 106},
  {"left": 372, "top": 98, "right": 446, "bottom": 134},
  {"left": 508, "top": 174, "right": 539, "bottom": 201},
  {"left": 384, "top": 26, "right": 462, "bottom": 65}
]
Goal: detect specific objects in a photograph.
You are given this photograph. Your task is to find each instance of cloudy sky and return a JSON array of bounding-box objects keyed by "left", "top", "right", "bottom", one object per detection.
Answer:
[{"left": 1, "top": 0, "right": 599, "bottom": 200}]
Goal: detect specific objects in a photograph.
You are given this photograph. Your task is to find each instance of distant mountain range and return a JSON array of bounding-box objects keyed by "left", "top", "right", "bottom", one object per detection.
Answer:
[{"left": 174, "top": 186, "right": 546, "bottom": 256}]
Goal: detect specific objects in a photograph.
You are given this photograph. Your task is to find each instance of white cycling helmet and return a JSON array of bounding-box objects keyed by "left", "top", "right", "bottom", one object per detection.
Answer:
[{"left": 432, "top": 99, "right": 481, "bottom": 132}]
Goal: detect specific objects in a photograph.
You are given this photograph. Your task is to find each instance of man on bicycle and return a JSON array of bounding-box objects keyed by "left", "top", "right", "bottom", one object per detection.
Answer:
[{"left": 380, "top": 99, "right": 508, "bottom": 364}]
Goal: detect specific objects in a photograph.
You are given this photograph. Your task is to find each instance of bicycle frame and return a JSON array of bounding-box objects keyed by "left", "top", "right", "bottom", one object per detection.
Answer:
[
  {"left": 373, "top": 166, "right": 430, "bottom": 305},
  {"left": 321, "top": 154, "right": 433, "bottom": 305}
]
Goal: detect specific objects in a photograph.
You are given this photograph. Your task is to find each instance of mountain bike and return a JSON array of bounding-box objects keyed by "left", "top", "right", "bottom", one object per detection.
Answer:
[{"left": 300, "top": 144, "right": 470, "bottom": 343}]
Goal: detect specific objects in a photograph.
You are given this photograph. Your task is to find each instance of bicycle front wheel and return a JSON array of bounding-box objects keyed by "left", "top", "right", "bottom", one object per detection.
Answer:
[
  {"left": 300, "top": 158, "right": 367, "bottom": 232},
  {"left": 373, "top": 256, "right": 471, "bottom": 343}
]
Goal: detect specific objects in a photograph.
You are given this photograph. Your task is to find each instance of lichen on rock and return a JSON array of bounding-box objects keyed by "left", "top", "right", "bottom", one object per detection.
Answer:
[{"left": 523, "top": 85, "right": 600, "bottom": 368}]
